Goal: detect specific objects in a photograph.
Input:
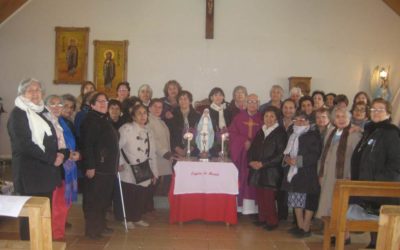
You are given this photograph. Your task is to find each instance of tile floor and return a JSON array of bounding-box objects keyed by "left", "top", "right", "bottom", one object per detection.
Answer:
[{"left": 0, "top": 203, "right": 372, "bottom": 250}]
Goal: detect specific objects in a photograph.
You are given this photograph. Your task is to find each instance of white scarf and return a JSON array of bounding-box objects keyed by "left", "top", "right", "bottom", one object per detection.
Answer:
[
  {"left": 262, "top": 123, "right": 279, "bottom": 139},
  {"left": 210, "top": 102, "right": 227, "bottom": 129},
  {"left": 15, "top": 96, "right": 52, "bottom": 151},
  {"left": 283, "top": 125, "right": 310, "bottom": 182}
]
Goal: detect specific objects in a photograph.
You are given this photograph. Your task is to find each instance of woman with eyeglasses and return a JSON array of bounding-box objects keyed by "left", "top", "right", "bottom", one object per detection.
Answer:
[
  {"left": 316, "top": 108, "right": 361, "bottom": 246},
  {"left": 315, "top": 107, "right": 333, "bottom": 141},
  {"left": 118, "top": 104, "right": 158, "bottom": 229},
  {"left": 281, "top": 111, "right": 322, "bottom": 238},
  {"left": 44, "top": 95, "right": 80, "bottom": 240},
  {"left": 7, "top": 78, "right": 64, "bottom": 240},
  {"left": 350, "top": 101, "right": 370, "bottom": 130},
  {"left": 80, "top": 92, "right": 119, "bottom": 239},
  {"left": 350, "top": 98, "right": 400, "bottom": 249}
]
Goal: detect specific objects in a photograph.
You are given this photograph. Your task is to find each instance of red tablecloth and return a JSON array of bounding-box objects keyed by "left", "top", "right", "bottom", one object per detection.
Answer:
[{"left": 168, "top": 161, "right": 238, "bottom": 225}]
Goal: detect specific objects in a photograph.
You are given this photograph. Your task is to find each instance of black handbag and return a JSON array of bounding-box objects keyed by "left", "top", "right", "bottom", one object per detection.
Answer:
[
  {"left": 121, "top": 133, "right": 154, "bottom": 183},
  {"left": 248, "top": 166, "right": 282, "bottom": 189}
]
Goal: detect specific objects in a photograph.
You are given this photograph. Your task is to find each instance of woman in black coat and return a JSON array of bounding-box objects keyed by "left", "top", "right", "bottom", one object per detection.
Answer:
[
  {"left": 80, "top": 92, "right": 119, "bottom": 239},
  {"left": 281, "top": 111, "right": 322, "bottom": 238},
  {"left": 166, "top": 90, "right": 200, "bottom": 158},
  {"left": 248, "top": 106, "right": 287, "bottom": 230},
  {"left": 7, "top": 78, "right": 64, "bottom": 240},
  {"left": 351, "top": 98, "right": 400, "bottom": 249}
]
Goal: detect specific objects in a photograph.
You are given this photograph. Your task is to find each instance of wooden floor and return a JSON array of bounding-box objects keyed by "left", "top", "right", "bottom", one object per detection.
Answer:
[{"left": 0, "top": 203, "right": 372, "bottom": 250}]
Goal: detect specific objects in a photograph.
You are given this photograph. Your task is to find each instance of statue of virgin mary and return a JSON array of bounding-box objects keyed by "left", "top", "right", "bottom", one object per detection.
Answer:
[{"left": 196, "top": 108, "right": 214, "bottom": 155}]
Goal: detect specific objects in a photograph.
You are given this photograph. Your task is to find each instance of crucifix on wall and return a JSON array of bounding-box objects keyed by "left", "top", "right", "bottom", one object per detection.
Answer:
[{"left": 206, "top": 0, "right": 214, "bottom": 39}]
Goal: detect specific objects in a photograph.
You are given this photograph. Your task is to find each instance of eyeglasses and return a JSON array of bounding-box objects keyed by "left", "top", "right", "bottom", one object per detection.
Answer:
[
  {"left": 247, "top": 100, "right": 258, "bottom": 104},
  {"left": 292, "top": 118, "right": 306, "bottom": 122},
  {"left": 48, "top": 104, "right": 63, "bottom": 108},
  {"left": 96, "top": 100, "right": 109, "bottom": 104},
  {"left": 370, "top": 108, "right": 386, "bottom": 113}
]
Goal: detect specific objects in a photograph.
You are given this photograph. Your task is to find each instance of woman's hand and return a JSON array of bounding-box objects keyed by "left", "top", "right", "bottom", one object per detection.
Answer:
[
  {"left": 69, "top": 151, "right": 80, "bottom": 161},
  {"left": 54, "top": 153, "right": 64, "bottom": 166},
  {"left": 165, "top": 111, "right": 173, "bottom": 119},
  {"left": 284, "top": 156, "right": 296, "bottom": 166},
  {"left": 244, "top": 140, "right": 251, "bottom": 151},
  {"left": 86, "top": 169, "right": 95, "bottom": 179},
  {"left": 174, "top": 146, "right": 186, "bottom": 157},
  {"left": 249, "top": 161, "right": 262, "bottom": 170},
  {"left": 118, "top": 165, "right": 124, "bottom": 172}
]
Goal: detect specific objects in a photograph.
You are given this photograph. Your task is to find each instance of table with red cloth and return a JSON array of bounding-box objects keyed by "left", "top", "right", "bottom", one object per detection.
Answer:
[{"left": 169, "top": 160, "right": 238, "bottom": 225}]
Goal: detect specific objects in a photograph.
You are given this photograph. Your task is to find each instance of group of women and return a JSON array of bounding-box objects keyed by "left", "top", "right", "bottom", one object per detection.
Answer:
[{"left": 7, "top": 78, "right": 400, "bottom": 248}]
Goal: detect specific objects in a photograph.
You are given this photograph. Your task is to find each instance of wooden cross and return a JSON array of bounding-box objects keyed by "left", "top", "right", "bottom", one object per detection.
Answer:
[
  {"left": 243, "top": 118, "right": 259, "bottom": 139},
  {"left": 205, "top": 0, "right": 214, "bottom": 39}
]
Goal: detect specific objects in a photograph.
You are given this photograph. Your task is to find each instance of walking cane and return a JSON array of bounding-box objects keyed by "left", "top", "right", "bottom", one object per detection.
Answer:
[{"left": 117, "top": 172, "right": 128, "bottom": 232}]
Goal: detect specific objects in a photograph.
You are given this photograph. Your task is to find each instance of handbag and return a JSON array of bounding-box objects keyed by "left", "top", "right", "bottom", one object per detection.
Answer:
[
  {"left": 121, "top": 133, "right": 154, "bottom": 183},
  {"left": 248, "top": 166, "right": 282, "bottom": 189}
]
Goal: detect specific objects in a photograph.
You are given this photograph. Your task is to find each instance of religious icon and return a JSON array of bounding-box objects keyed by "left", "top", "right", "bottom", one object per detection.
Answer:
[
  {"left": 54, "top": 27, "right": 89, "bottom": 84},
  {"left": 103, "top": 50, "right": 116, "bottom": 89},
  {"left": 196, "top": 108, "right": 215, "bottom": 160},
  {"left": 66, "top": 39, "right": 78, "bottom": 76},
  {"left": 205, "top": 0, "right": 214, "bottom": 39},
  {"left": 93, "top": 40, "right": 128, "bottom": 97}
]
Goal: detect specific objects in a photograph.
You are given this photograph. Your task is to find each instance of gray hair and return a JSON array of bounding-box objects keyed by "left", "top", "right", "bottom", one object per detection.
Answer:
[
  {"left": 232, "top": 85, "right": 248, "bottom": 100},
  {"left": 270, "top": 85, "right": 284, "bottom": 96},
  {"left": 17, "top": 78, "right": 44, "bottom": 96},
  {"left": 44, "top": 94, "right": 63, "bottom": 106},
  {"left": 290, "top": 87, "right": 303, "bottom": 97},
  {"left": 138, "top": 84, "right": 153, "bottom": 98},
  {"left": 332, "top": 107, "right": 351, "bottom": 124}
]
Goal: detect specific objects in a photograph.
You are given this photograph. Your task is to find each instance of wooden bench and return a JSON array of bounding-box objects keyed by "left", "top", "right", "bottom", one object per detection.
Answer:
[
  {"left": 322, "top": 180, "right": 400, "bottom": 250},
  {"left": 376, "top": 205, "right": 400, "bottom": 250},
  {"left": 0, "top": 196, "right": 66, "bottom": 250}
]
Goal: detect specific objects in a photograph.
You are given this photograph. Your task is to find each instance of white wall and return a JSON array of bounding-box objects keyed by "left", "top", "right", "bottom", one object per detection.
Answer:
[{"left": 1, "top": 0, "right": 400, "bottom": 156}]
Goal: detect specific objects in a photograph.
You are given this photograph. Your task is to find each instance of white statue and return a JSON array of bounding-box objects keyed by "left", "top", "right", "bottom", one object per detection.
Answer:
[{"left": 196, "top": 109, "right": 214, "bottom": 156}]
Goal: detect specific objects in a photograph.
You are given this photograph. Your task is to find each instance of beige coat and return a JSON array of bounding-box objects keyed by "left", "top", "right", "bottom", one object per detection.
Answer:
[
  {"left": 119, "top": 122, "right": 158, "bottom": 187},
  {"left": 147, "top": 114, "right": 172, "bottom": 176},
  {"left": 316, "top": 130, "right": 361, "bottom": 218}
]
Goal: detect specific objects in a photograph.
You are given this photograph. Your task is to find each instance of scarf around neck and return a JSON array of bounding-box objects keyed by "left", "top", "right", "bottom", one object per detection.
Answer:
[
  {"left": 284, "top": 125, "right": 310, "bottom": 182},
  {"left": 262, "top": 122, "right": 279, "bottom": 138},
  {"left": 59, "top": 118, "right": 78, "bottom": 205},
  {"left": 15, "top": 96, "right": 52, "bottom": 151},
  {"left": 319, "top": 124, "right": 351, "bottom": 178},
  {"left": 210, "top": 102, "right": 227, "bottom": 129}
]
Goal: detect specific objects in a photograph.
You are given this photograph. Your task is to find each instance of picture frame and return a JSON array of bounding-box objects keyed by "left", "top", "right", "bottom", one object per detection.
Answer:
[
  {"left": 54, "top": 27, "right": 89, "bottom": 84},
  {"left": 93, "top": 40, "right": 129, "bottom": 97},
  {"left": 288, "top": 76, "right": 312, "bottom": 96}
]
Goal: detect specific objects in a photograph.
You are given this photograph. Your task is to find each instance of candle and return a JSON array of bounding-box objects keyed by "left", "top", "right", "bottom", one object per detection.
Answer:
[{"left": 184, "top": 132, "right": 193, "bottom": 158}]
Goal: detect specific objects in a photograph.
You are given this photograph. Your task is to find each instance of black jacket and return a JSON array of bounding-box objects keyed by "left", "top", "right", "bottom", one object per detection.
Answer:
[
  {"left": 166, "top": 107, "right": 200, "bottom": 155},
  {"left": 247, "top": 125, "right": 288, "bottom": 189},
  {"left": 351, "top": 119, "right": 400, "bottom": 182},
  {"left": 351, "top": 119, "right": 400, "bottom": 207},
  {"left": 7, "top": 107, "right": 61, "bottom": 194},
  {"left": 281, "top": 126, "right": 322, "bottom": 194},
  {"left": 80, "top": 110, "right": 119, "bottom": 174}
]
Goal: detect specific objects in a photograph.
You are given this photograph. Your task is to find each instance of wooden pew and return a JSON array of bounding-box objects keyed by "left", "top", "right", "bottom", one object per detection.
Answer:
[
  {"left": 376, "top": 205, "right": 400, "bottom": 250},
  {"left": 322, "top": 180, "right": 400, "bottom": 250},
  {"left": 0, "top": 196, "right": 66, "bottom": 250}
]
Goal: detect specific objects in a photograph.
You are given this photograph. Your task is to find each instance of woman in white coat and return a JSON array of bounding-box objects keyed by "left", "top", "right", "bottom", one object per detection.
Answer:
[
  {"left": 119, "top": 104, "right": 158, "bottom": 229},
  {"left": 147, "top": 99, "right": 173, "bottom": 195}
]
